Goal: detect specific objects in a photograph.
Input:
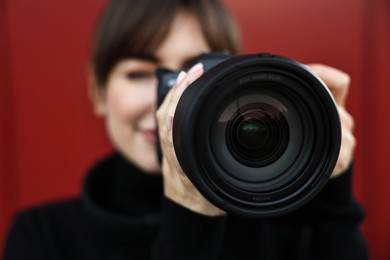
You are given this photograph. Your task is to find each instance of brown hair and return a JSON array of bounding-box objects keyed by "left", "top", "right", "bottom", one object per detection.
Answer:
[{"left": 92, "top": 0, "right": 241, "bottom": 86}]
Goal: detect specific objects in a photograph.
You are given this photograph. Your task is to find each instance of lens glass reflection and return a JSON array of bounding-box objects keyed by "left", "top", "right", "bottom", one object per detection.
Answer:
[{"left": 227, "top": 102, "right": 289, "bottom": 167}]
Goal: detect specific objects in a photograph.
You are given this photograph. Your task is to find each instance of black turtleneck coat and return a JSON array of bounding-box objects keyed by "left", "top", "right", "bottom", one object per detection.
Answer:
[{"left": 4, "top": 153, "right": 368, "bottom": 259}]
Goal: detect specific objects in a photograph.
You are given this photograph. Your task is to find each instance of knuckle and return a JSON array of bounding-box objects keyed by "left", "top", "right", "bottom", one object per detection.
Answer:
[
  {"left": 156, "top": 107, "right": 163, "bottom": 119},
  {"left": 336, "top": 71, "right": 350, "bottom": 90},
  {"left": 344, "top": 111, "right": 355, "bottom": 130},
  {"left": 339, "top": 107, "right": 355, "bottom": 130},
  {"left": 342, "top": 72, "right": 351, "bottom": 86}
]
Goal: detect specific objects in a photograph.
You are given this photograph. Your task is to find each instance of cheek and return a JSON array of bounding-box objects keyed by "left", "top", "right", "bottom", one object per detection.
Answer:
[
  {"left": 105, "top": 82, "right": 144, "bottom": 122},
  {"left": 103, "top": 81, "right": 144, "bottom": 154}
]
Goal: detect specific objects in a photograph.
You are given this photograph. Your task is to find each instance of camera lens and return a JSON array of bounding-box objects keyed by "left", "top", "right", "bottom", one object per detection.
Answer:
[
  {"left": 227, "top": 103, "right": 289, "bottom": 167},
  {"left": 172, "top": 54, "right": 341, "bottom": 217}
]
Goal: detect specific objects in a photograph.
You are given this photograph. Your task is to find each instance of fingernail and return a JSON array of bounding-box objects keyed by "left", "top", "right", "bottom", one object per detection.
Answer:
[
  {"left": 176, "top": 71, "right": 187, "bottom": 87},
  {"left": 187, "top": 63, "right": 204, "bottom": 75},
  {"left": 165, "top": 115, "right": 173, "bottom": 132}
]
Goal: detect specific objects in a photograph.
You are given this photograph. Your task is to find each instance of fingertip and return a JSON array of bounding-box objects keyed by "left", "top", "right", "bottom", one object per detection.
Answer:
[
  {"left": 187, "top": 62, "right": 204, "bottom": 75},
  {"left": 176, "top": 71, "right": 187, "bottom": 87}
]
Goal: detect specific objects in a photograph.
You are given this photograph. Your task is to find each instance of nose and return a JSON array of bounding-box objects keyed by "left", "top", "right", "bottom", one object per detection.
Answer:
[{"left": 148, "top": 77, "right": 158, "bottom": 112}]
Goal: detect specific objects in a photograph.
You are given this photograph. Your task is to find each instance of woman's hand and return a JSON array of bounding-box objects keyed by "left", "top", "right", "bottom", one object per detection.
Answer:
[
  {"left": 156, "top": 63, "right": 226, "bottom": 216},
  {"left": 307, "top": 64, "right": 356, "bottom": 178},
  {"left": 156, "top": 62, "right": 355, "bottom": 216}
]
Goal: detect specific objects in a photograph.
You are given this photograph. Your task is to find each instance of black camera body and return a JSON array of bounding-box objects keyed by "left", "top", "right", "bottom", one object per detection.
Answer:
[
  {"left": 157, "top": 52, "right": 231, "bottom": 108},
  {"left": 156, "top": 53, "right": 341, "bottom": 218}
]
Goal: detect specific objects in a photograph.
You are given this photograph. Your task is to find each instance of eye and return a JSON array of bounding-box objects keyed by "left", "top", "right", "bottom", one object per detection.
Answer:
[{"left": 126, "top": 71, "right": 156, "bottom": 80}]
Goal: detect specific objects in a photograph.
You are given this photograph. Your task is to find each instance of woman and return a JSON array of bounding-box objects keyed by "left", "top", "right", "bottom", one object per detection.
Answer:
[{"left": 4, "top": 0, "right": 368, "bottom": 259}]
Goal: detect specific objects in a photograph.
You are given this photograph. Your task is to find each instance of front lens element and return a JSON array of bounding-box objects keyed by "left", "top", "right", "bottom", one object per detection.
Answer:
[
  {"left": 227, "top": 103, "right": 290, "bottom": 167},
  {"left": 237, "top": 118, "right": 267, "bottom": 149}
]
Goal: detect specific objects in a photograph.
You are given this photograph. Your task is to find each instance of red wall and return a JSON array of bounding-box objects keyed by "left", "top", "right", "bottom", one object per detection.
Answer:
[{"left": 1, "top": 0, "right": 389, "bottom": 259}]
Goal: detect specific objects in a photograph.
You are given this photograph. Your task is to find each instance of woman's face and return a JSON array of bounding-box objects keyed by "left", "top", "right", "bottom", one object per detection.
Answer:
[{"left": 92, "top": 11, "right": 210, "bottom": 173}]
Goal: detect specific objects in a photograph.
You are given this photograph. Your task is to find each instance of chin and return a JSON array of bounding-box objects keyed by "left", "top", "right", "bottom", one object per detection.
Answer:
[
  {"left": 135, "top": 156, "right": 161, "bottom": 174},
  {"left": 140, "top": 163, "right": 161, "bottom": 175},
  {"left": 117, "top": 146, "right": 161, "bottom": 174}
]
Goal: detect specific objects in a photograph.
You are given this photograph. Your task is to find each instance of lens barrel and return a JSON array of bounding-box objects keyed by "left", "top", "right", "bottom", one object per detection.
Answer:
[{"left": 172, "top": 53, "right": 341, "bottom": 217}]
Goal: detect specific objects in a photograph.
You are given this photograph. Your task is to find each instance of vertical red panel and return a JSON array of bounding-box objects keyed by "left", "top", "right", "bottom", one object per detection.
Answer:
[
  {"left": 0, "top": 0, "right": 19, "bottom": 253},
  {"left": 1, "top": 0, "right": 112, "bottom": 254},
  {"left": 7, "top": 0, "right": 112, "bottom": 209},
  {"left": 359, "top": 0, "right": 390, "bottom": 258}
]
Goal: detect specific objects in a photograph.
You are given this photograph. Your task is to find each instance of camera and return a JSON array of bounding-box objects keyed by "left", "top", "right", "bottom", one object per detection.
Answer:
[{"left": 156, "top": 52, "right": 341, "bottom": 217}]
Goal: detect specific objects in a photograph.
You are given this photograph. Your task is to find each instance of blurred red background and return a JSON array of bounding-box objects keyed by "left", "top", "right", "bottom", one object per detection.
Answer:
[{"left": 1, "top": 0, "right": 389, "bottom": 258}]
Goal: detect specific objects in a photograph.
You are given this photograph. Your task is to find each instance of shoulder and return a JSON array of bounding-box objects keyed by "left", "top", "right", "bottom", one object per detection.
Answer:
[
  {"left": 14, "top": 197, "right": 82, "bottom": 226},
  {"left": 4, "top": 198, "right": 84, "bottom": 259},
  {"left": 11, "top": 198, "right": 83, "bottom": 238}
]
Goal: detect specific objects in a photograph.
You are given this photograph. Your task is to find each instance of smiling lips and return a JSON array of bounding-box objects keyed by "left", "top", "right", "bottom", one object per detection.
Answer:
[{"left": 142, "top": 129, "right": 157, "bottom": 144}]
